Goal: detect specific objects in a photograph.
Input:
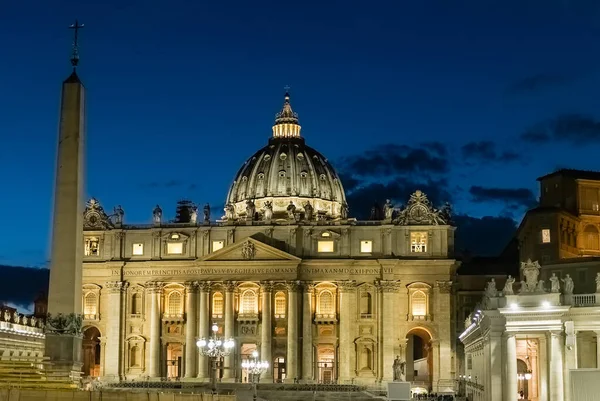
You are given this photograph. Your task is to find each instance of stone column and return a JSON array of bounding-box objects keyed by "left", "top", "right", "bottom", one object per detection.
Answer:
[
  {"left": 338, "top": 281, "right": 356, "bottom": 383},
  {"left": 260, "top": 282, "right": 273, "bottom": 381},
  {"left": 431, "top": 339, "right": 440, "bottom": 390},
  {"left": 286, "top": 281, "right": 300, "bottom": 382},
  {"left": 379, "top": 280, "right": 399, "bottom": 382},
  {"left": 147, "top": 282, "right": 164, "bottom": 378},
  {"left": 564, "top": 322, "right": 577, "bottom": 401},
  {"left": 223, "top": 281, "right": 235, "bottom": 380},
  {"left": 302, "top": 282, "right": 315, "bottom": 382},
  {"left": 104, "top": 281, "right": 127, "bottom": 380},
  {"left": 197, "top": 281, "right": 211, "bottom": 380},
  {"left": 184, "top": 281, "right": 198, "bottom": 379},
  {"left": 548, "top": 331, "right": 564, "bottom": 401},
  {"left": 595, "top": 330, "right": 600, "bottom": 369},
  {"left": 503, "top": 332, "right": 517, "bottom": 401},
  {"left": 488, "top": 334, "right": 503, "bottom": 401}
]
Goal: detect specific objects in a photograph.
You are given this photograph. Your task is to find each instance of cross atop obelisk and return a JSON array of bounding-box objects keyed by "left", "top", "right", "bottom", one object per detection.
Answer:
[{"left": 69, "top": 19, "right": 84, "bottom": 68}]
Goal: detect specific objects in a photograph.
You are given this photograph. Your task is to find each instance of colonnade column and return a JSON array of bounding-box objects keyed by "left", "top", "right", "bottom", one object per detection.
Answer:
[
  {"left": 197, "top": 281, "right": 210, "bottom": 380},
  {"left": 302, "top": 282, "right": 315, "bottom": 382},
  {"left": 338, "top": 280, "right": 356, "bottom": 383},
  {"left": 595, "top": 330, "right": 600, "bottom": 369},
  {"left": 147, "top": 281, "right": 164, "bottom": 378},
  {"left": 104, "top": 281, "right": 127, "bottom": 380},
  {"left": 260, "top": 282, "right": 273, "bottom": 381},
  {"left": 547, "top": 331, "right": 564, "bottom": 401},
  {"left": 286, "top": 281, "right": 299, "bottom": 382},
  {"left": 564, "top": 322, "right": 577, "bottom": 401},
  {"left": 223, "top": 281, "right": 235, "bottom": 380},
  {"left": 503, "top": 332, "right": 517, "bottom": 401},
  {"left": 184, "top": 281, "right": 198, "bottom": 379},
  {"left": 379, "top": 280, "right": 399, "bottom": 382}
]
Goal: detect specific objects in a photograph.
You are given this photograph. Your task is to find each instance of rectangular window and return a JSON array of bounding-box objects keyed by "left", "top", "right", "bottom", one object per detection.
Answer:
[
  {"left": 541, "top": 229, "right": 551, "bottom": 243},
  {"left": 318, "top": 240, "right": 334, "bottom": 253},
  {"left": 132, "top": 243, "right": 144, "bottom": 255},
  {"left": 167, "top": 242, "right": 183, "bottom": 255},
  {"left": 410, "top": 232, "right": 427, "bottom": 253},
  {"left": 212, "top": 240, "right": 224, "bottom": 252},
  {"left": 360, "top": 240, "right": 373, "bottom": 253}
]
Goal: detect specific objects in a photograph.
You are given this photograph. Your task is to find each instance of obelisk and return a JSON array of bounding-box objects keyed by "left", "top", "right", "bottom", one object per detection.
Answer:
[{"left": 44, "top": 20, "right": 86, "bottom": 377}]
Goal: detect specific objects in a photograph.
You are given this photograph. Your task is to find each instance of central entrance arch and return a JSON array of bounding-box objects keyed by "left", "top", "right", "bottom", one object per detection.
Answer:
[
  {"left": 405, "top": 327, "right": 432, "bottom": 390},
  {"left": 82, "top": 326, "right": 101, "bottom": 378}
]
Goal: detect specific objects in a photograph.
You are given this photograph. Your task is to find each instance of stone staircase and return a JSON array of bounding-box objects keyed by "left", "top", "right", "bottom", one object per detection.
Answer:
[{"left": 0, "top": 358, "right": 78, "bottom": 389}]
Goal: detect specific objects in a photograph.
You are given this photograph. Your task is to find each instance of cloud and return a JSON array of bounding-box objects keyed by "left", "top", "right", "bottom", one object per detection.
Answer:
[
  {"left": 453, "top": 215, "right": 517, "bottom": 256},
  {"left": 0, "top": 265, "right": 48, "bottom": 311},
  {"left": 520, "top": 114, "right": 600, "bottom": 145},
  {"left": 461, "top": 141, "right": 520, "bottom": 162},
  {"left": 508, "top": 73, "right": 569, "bottom": 94},
  {"left": 469, "top": 186, "right": 537, "bottom": 210}
]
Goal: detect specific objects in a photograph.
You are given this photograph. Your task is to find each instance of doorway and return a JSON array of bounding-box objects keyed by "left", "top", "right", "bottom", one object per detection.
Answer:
[
  {"left": 82, "top": 327, "right": 101, "bottom": 378},
  {"left": 166, "top": 343, "right": 183, "bottom": 380},
  {"left": 317, "top": 345, "right": 335, "bottom": 384},
  {"left": 273, "top": 356, "right": 286, "bottom": 383},
  {"left": 405, "top": 327, "right": 432, "bottom": 387}
]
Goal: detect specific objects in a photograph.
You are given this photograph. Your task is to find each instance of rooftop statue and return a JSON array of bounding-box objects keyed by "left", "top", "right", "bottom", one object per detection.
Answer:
[
  {"left": 395, "top": 190, "right": 451, "bottom": 226},
  {"left": 520, "top": 259, "right": 541, "bottom": 292},
  {"left": 503, "top": 275, "right": 515, "bottom": 295}
]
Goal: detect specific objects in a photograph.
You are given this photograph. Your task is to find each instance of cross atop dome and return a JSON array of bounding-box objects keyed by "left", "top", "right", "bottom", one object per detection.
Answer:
[{"left": 272, "top": 89, "right": 302, "bottom": 138}]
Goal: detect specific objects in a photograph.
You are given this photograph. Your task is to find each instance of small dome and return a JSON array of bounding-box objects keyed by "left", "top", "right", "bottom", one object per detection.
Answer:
[{"left": 225, "top": 93, "right": 347, "bottom": 220}]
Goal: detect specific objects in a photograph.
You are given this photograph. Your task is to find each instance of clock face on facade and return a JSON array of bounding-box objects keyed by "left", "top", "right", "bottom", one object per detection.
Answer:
[{"left": 410, "top": 205, "right": 427, "bottom": 222}]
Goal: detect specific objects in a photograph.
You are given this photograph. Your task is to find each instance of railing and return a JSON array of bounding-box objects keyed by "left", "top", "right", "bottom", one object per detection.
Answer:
[{"left": 571, "top": 293, "right": 600, "bottom": 307}]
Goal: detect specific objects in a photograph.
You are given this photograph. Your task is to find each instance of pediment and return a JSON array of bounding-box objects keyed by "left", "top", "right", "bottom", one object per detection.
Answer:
[
  {"left": 162, "top": 232, "right": 190, "bottom": 241},
  {"left": 310, "top": 229, "right": 341, "bottom": 240},
  {"left": 200, "top": 237, "right": 301, "bottom": 262}
]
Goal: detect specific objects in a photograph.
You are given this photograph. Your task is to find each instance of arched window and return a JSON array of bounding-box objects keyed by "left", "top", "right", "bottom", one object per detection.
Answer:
[
  {"left": 241, "top": 290, "right": 258, "bottom": 315},
  {"left": 130, "top": 345, "right": 140, "bottom": 367},
  {"left": 274, "top": 291, "right": 286, "bottom": 318},
  {"left": 83, "top": 292, "right": 97, "bottom": 316},
  {"left": 212, "top": 292, "right": 223, "bottom": 318},
  {"left": 167, "top": 291, "right": 182, "bottom": 315},
  {"left": 131, "top": 293, "right": 142, "bottom": 315},
  {"left": 411, "top": 290, "right": 427, "bottom": 317},
  {"left": 584, "top": 225, "right": 600, "bottom": 251},
  {"left": 360, "top": 292, "right": 372, "bottom": 318},
  {"left": 318, "top": 290, "right": 334, "bottom": 315}
]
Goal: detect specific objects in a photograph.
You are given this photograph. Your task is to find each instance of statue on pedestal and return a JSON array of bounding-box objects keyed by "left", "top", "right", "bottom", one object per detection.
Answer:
[
  {"left": 503, "top": 275, "right": 515, "bottom": 295},
  {"left": 114, "top": 205, "right": 124, "bottom": 225},
  {"left": 263, "top": 201, "right": 273, "bottom": 220},
  {"left": 203, "top": 203, "right": 211, "bottom": 223},
  {"left": 550, "top": 273, "right": 560, "bottom": 293},
  {"left": 152, "top": 205, "right": 162, "bottom": 224},
  {"left": 595, "top": 272, "right": 600, "bottom": 293},
  {"left": 562, "top": 274, "right": 574, "bottom": 294},
  {"left": 383, "top": 199, "right": 394, "bottom": 220},
  {"left": 340, "top": 202, "right": 349, "bottom": 220},
  {"left": 224, "top": 203, "right": 235, "bottom": 221},
  {"left": 485, "top": 278, "right": 498, "bottom": 298},
  {"left": 246, "top": 200, "right": 256, "bottom": 220},
  {"left": 304, "top": 202, "right": 314, "bottom": 221},
  {"left": 190, "top": 206, "right": 198, "bottom": 224},
  {"left": 287, "top": 201, "right": 296, "bottom": 220},
  {"left": 392, "top": 355, "right": 405, "bottom": 381}
]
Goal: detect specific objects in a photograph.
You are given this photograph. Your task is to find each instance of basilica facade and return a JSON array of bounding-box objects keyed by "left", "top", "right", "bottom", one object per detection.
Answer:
[{"left": 79, "top": 93, "right": 458, "bottom": 392}]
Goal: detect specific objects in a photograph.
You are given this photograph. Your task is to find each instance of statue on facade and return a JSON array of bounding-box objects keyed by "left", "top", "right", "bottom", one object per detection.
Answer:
[
  {"left": 246, "top": 200, "right": 256, "bottom": 220},
  {"left": 536, "top": 279, "right": 546, "bottom": 293},
  {"left": 562, "top": 274, "right": 574, "bottom": 294},
  {"left": 113, "top": 205, "right": 124, "bottom": 225},
  {"left": 224, "top": 203, "right": 235, "bottom": 220},
  {"left": 3, "top": 310, "right": 9, "bottom": 321},
  {"left": 519, "top": 280, "right": 527, "bottom": 294},
  {"left": 520, "top": 259, "right": 541, "bottom": 292},
  {"left": 152, "top": 205, "right": 162, "bottom": 224},
  {"left": 550, "top": 273, "right": 560, "bottom": 293},
  {"left": 369, "top": 203, "right": 380, "bottom": 220},
  {"left": 485, "top": 278, "right": 498, "bottom": 297},
  {"left": 203, "top": 203, "right": 211, "bottom": 223},
  {"left": 392, "top": 356, "right": 405, "bottom": 381},
  {"left": 287, "top": 201, "right": 296, "bottom": 220},
  {"left": 503, "top": 275, "right": 515, "bottom": 295},
  {"left": 340, "top": 202, "right": 349, "bottom": 220},
  {"left": 263, "top": 201, "right": 273, "bottom": 220},
  {"left": 383, "top": 199, "right": 394, "bottom": 220},
  {"left": 304, "top": 202, "right": 314, "bottom": 221},
  {"left": 190, "top": 206, "right": 198, "bottom": 224}
]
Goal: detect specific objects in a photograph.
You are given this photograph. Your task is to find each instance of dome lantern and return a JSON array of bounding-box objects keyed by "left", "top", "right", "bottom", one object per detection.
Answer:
[{"left": 272, "top": 90, "right": 301, "bottom": 138}]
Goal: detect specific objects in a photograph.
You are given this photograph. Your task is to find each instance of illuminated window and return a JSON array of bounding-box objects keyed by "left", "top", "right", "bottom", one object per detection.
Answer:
[
  {"left": 212, "top": 241, "right": 224, "bottom": 252},
  {"left": 212, "top": 292, "right": 223, "bottom": 318},
  {"left": 274, "top": 291, "right": 286, "bottom": 318},
  {"left": 321, "top": 232, "right": 331, "bottom": 237},
  {"left": 131, "top": 293, "right": 142, "bottom": 314},
  {"left": 541, "top": 229, "right": 551, "bottom": 244},
  {"left": 83, "top": 292, "right": 97, "bottom": 317},
  {"left": 167, "top": 291, "right": 182, "bottom": 315},
  {"left": 84, "top": 237, "right": 100, "bottom": 256},
  {"left": 132, "top": 243, "right": 144, "bottom": 255},
  {"left": 167, "top": 242, "right": 183, "bottom": 255},
  {"left": 318, "top": 291, "right": 334, "bottom": 315},
  {"left": 318, "top": 241, "right": 334, "bottom": 253},
  {"left": 411, "top": 291, "right": 427, "bottom": 316},
  {"left": 360, "top": 240, "right": 372, "bottom": 253},
  {"left": 241, "top": 290, "right": 258, "bottom": 314},
  {"left": 584, "top": 225, "right": 600, "bottom": 250},
  {"left": 410, "top": 232, "right": 427, "bottom": 253}
]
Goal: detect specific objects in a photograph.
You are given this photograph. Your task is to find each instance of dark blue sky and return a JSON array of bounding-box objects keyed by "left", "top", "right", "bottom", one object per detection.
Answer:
[{"left": 2, "top": 0, "right": 600, "bottom": 266}]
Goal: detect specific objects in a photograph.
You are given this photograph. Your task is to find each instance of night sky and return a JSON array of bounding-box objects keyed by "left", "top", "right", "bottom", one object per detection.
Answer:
[{"left": 2, "top": 0, "right": 600, "bottom": 275}]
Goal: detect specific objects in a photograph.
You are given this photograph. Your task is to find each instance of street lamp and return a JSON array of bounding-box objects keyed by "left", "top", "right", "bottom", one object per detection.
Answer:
[
  {"left": 196, "top": 323, "right": 235, "bottom": 394},
  {"left": 242, "top": 350, "right": 269, "bottom": 401}
]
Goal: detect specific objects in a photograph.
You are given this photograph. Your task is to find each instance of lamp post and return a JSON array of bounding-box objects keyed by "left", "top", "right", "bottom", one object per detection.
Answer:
[
  {"left": 242, "top": 350, "right": 269, "bottom": 401},
  {"left": 196, "top": 323, "right": 235, "bottom": 394}
]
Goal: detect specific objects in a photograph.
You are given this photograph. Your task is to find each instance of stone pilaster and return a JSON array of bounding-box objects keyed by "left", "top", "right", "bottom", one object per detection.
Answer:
[
  {"left": 260, "top": 282, "right": 273, "bottom": 381},
  {"left": 147, "top": 282, "right": 163, "bottom": 378},
  {"left": 563, "top": 322, "right": 577, "bottom": 401},
  {"left": 595, "top": 330, "right": 600, "bottom": 369},
  {"left": 286, "top": 281, "right": 300, "bottom": 382},
  {"left": 197, "top": 281, "right": 211, "bottom": 380},
  {"left": 223, "top": 281, "right": 235, "bottom": 380},
  {"left": 488, "top": 333, "right": 503, "bottom": 401},
  {"left": 378, "top": 280, "right": 399, "bottom": 382},
  {"left": 548, "top": 331, "right": 564, "bottom": 401},
  {"left": 184, "top": 281, "right": 198, "bottom": 379},
  {"left": 503, "top": 332, "right": 517, "bottom": 401},
  {"left": 338, "top": 280, "right": 356, "bottom": 382},
  {"left": 302, "top": 282, "right": 315, "bottom": 382},
  {"left": 104, "top": 281, "right": 128, "bottom": 380},
  {"left": 434, "top": 280, "right": 453, "bottom": 389}
]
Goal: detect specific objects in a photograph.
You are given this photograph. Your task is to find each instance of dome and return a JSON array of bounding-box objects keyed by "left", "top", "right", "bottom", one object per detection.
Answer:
[{"left": 225, "top": 92, "right": 347, "bottom": 221}]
